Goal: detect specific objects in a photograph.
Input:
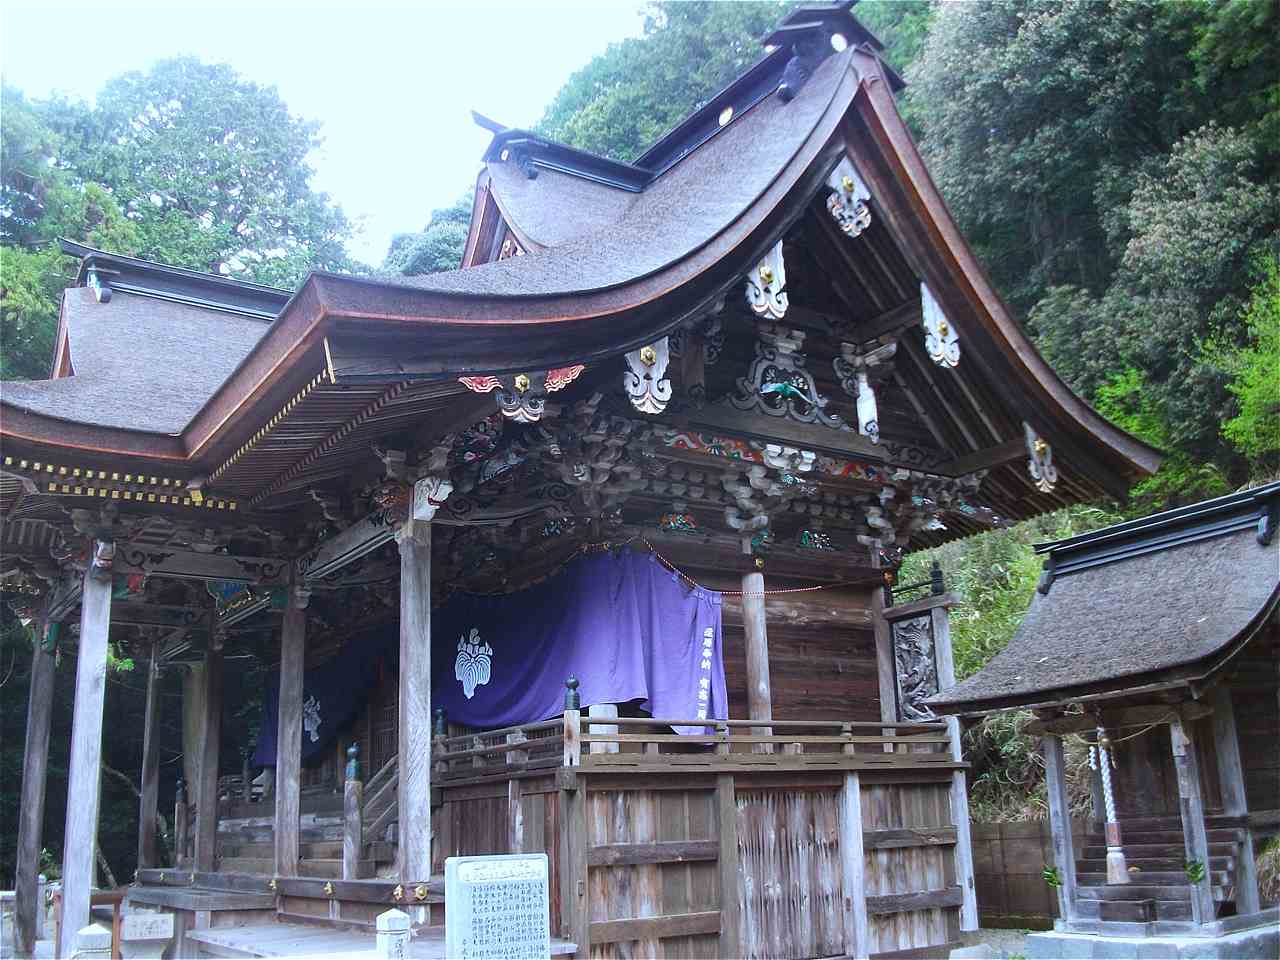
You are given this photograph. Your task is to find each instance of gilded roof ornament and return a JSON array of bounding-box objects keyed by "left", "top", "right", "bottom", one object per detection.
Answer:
[
  {"left": 1024, "top": 422, "right": 1059, "bottom": 493},
  {"left": 921, "top": 282, "right": 960, "bottom": 368},
  {"left": 745, "top": 240, "right": 788, "bottom": 320},
  {"left": 826, "top": 157, "right": 872, "bottom": 238}
]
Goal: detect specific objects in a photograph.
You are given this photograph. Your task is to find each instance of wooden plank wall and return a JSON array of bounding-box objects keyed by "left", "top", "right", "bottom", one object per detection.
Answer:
[
  {"left": 1230, "top": 622, "right": 1280, "bottom": 813},
  {"left": 693, "top": 568, "right": 881, "bottom": 723},
  {"left": 583, "top": 782, "right": 721, "bottom": 960},
  {"left": 970, "top": 818, "right": 1086, "bottom": 929},
  {"left": 860, "top": 780, "right": 962, "bottom": 957},
  {"left": 735, "top": 788, "right": 844, "bottom": 960}
]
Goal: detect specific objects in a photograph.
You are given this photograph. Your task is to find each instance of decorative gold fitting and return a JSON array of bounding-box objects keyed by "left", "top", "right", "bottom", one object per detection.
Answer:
[
  {"left": 1034, "top": 438, "right": 1049, "bottom": 456},
  {"left": 323, "top": 881, "right": 334, "bottom": 896},
  {"left": 937, "top": 319, "right": 950, "bottom": 337},
  {"left": 392, "top": 884, "right": 404, "bottom": 902},
  {"left": 513, "top": 373, "right": 531, "bottom": 394},
  {"left": 639, "top": 345, "right": 657, "bottom": 367},
  {"left": 414, "top": 884, "right": 428, "bottom": 902},
  {"left": 841, "top": 175, "right": 855, "bottom": 194},
  {"left": 754, "top": 556, "right": 765, "bottom": 569},
  {"left": 758, "top": 265, "right": 774, "bottom": 285}
]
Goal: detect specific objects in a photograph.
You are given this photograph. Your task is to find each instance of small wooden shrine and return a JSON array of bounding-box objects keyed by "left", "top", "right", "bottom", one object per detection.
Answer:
[
  {"left": 3, "top": 4, "right": 1161, "bottom": 958},
  {"left": 932, "top": 483, "right": 1279, "bottom": 956}
]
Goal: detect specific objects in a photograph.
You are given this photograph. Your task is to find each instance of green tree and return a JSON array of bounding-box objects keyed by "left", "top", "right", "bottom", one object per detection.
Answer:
[
  {"left": 382, "top": 193, "right": 473, "bottom": 276},
  {"left": 41, "top": 58, "right": 356, "bottom": 286},
  {"left": 1216, "top": 258, "right": 1280, "bottom": 468}
]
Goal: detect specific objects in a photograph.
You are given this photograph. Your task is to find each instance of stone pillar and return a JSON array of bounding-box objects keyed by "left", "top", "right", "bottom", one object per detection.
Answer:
[
  {"left": 137, "top": 648, "right": 162, "bottom": 869},
  {"left": 397, "top": 518, "right": 433, "bottom": 891},
  {"left": 587, "top": 702, "right": 620, "bottom": 754},
  {"left": 71, "top": 923, "right": 111, "bottom": 960},
  {"left": 58, "top": 545, "right": 114, "bottom": 959},
  {"left": 15, "top": 620, "right": 57, "bottom": 958},
  {"left": 274, "top": 575, "right": 307, "bottom": 877},
  {"left": 740, "top": 569, "right": 772, "bottom": 741},
  {"left": 193, "top": 637, "right": 224, "bottom": 873},
  {"left": 376, "top": 908, "right": 410, "bottom": 959}
]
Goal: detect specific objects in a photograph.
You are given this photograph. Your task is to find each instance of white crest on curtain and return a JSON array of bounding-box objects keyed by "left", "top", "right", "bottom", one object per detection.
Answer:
[{"left": 455, "top": 629, "right": 494, "bottom": 699}]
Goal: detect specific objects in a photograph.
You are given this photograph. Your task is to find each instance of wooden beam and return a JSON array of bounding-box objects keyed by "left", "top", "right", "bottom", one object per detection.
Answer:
[
  {"left": 137, "top": 649, "right": 162, "bottom": 869},
  {"left": 863, "top": 826, "right": 957, "bottom": 850},
  {"left": 587, "top": 840, "right": 718, "bottom": 867},
  {"left": 931, "top": 438, "right": 1024, "bottom": 479},
  {"left": 15, "top": 631, "right": 56, "bottom": 957},
  {"left": 681, "top": 403, "right": 885, "bottom": 462},
  {"left": 1027, "top": 702, "right": 1212, "bottom": 737},
  {"left": 397, "top": 519, "right": 432, "bottom": 898},
  {"left": 716, "top": 773, "right": 742, "bottom": 959},
  {"left": 193, "top": 640, "right": 224, "bottom": 873},
  {"left": 1171, "top": 714, "right": 1216, "bottom": 923},
  {"left": 589, "top": 911, "right": 720, "bottom": 944},
  {"left": 299, "top": 511, "right": 397, "bottom": 582},
  {"left": 274, "top": 577, "right": 306, "bottom": 877},
  {"left": 839, "top": 772, "right": 870, "bottom": 958},
  {"left": 865, "top": 886, "right": 964, "bottom": 915},
  {"left": 741, "top": 571, "right": 773, "bottom": 742},
  {"left": 1210, "top": 687, "right": 1260, "bottom": 914},
  {"left": 116, "top": 547, "right": 286, "bottom": 584},
  {"left": 58, "top": 552, "right": 113, "bottom": 958},
  {"left": 1042, "top": 735, "right": 1078, "bottom": 923}
]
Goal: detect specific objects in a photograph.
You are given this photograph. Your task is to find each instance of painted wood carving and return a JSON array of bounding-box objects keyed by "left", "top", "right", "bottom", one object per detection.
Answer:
[
  {"left": 825, "top": 157, "right": 872, "bottom": 238},
  {"left": 833, "top": 340, "right": 897, "bottom": 443},
  {"left": 891, "top": 614, "right": 939, "bottom": 722},
  {"left": 622, "top": 337, "right": 673, "bottom": 414},
  {"left": 730, "top": 325, "right": 845, "bottom": 429},
  {"left": 1024, "top": 422, "right": 1058, "bottom": 493},
  {"left": 921, "top": 282, "right": 960, "bottom": 368},
  {"left": 745, "top": 240, "right": 788, "bottom": 320}
]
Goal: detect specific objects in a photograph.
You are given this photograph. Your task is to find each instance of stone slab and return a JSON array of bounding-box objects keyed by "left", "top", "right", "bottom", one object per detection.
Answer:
[
  {"left": 445, "top": 854, "right": 550, "bottom": 960},
  {"left": 1025, "top": 922, "right": 1280, "bottom": 960}
]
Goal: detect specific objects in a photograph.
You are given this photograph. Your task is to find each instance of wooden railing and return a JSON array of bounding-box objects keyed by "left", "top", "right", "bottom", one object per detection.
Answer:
[{"left": 426, "top": 711, "right": 955, "bottom": 785}]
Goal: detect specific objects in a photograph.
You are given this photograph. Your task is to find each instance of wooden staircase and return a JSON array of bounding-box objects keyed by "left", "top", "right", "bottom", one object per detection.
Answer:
[{"left": 1073, "top": 814, "right": 1246, "bottom": 924}]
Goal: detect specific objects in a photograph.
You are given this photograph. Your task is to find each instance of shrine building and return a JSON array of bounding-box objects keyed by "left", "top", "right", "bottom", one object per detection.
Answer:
[{"left": 4, "top": 4, "right": 1165, "bottom": 958}]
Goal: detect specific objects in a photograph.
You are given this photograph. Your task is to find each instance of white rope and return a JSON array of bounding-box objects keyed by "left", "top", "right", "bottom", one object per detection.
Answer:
[{"left": 1097, "top": 726, "right": 1118, "bottom": 823}]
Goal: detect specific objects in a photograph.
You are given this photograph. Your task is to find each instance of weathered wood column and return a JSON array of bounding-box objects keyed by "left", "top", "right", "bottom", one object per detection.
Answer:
[
  {"left": 1042, "top": 735, "right": 1078, "bottom": 924},
  {"left": 587, "top": 702, "right": 620, "bottom": 754},
  {"left": 838, "top": 771, "right": 870, "bottom": 959},
  {"left": 274, "top": 573, "right": 308, "bottom": 877},
  {"left": 15, "top": 619, "right": 58, "bottom": 958},
  {"left": 397, "top": 516, "right": 432, "bottom": 889},
  {"left": 740, "top": 568, "right": 773, "bottom": 740},
  {"left": 1211, "top": 686, "right": 1261, "bottom": 914},
  {"left": 343, "top": 744, "right": 364, "bottom": 880},
  {"left": 1170, "top": 713, "right": 1215, "bottom": 924},
  {"left": 193, "top": 635, "right": 225, "bottom": 873},
  {"left": 137, "top": 648, "right": 162, "bottom": 869},
  {"left": 58, "top": 543, "right": 114, "bottom": 959}
]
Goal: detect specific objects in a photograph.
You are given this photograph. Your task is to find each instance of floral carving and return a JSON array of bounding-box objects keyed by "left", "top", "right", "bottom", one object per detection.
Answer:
[
  {"left": 921, "top": 282, "right": 960, "bottom": 368},
  {"left": 892, "top": 615, "right": 938, "bottom": 722}
]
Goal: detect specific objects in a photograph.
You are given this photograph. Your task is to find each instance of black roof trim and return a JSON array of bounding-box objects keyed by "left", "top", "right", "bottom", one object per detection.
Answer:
[
  {"left": 481, "top": 131, "right": 651, "bottom": 192},
  {"left": 1036, "top": 481, "right": 1280, "bottom": 590},
  {"left": 59, "top": 239, "right": 292, "bottom": 321}
]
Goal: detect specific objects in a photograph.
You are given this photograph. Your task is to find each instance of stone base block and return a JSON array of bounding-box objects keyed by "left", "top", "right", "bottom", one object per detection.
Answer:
[{"left": 1025, "top": 922, "right": 1279, "bottom": 960}]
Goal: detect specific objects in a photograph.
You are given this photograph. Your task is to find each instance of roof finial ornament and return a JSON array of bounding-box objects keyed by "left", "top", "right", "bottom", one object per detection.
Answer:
[
  {"left": 1024, "top": 422, "right": 1058, "bottom": 493},
  {"left": 85, "top": 266, "right": 112, "bottom": 304},
  {"left": 921, "top": 282, "right": 960, "bottom": 367}
]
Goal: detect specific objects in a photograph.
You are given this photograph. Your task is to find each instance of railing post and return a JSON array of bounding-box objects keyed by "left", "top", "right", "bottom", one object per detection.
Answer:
[
  {"left": 343, "top": 743, "right": 364, "bottom": 880},
  {"left": 433, "top": 707, "right": 448, "bottom": 779},
  {"left": 715, "top": 721, "right": 731, "bottom": 757},
  {"left": 507, "top": 732, "right": 526, "bottom": 854},
  {"left": 587, "top": 703, "right": 620, "bottom": 754},
  {"left": 173, "top": 778, "right": 188, "bottom": 867},
  {"left": 375, "top": 908, "right": 410, "bottom": 959},
  {"left": 563, "top": 678, "right": 581, "bottom": 768}
]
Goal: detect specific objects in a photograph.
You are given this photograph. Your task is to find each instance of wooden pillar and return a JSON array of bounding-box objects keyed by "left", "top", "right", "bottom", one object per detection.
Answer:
[
  {"left": 1171, "top": 713, "right": 1216, "bottom": 924},
  {"left": 741, "top": 570, "right": 772, "bottom": 740},
  {"left": 274, "top": 579, "right": 307, "bottom": 877},
  {"left": 1042, "top": 735, "right": 1078, "bottom": 924},
  {"left": 930, "top": 603, "right": 978, "bottom": 931},
  {"left": 15, "top": 622, "right": 57, "bottom": 958},
  {"left": 1211, "top": 686, "right": 1260, "bottom": 914},
  {"left": 838, "top": 772, "right": 870, "bottom": 959},
  {"left": 716, "top": 773, "right": 741, "bottom": 958},
  {"left": 397, "top": 519, "right": 432, "bottom": 889},
  {"left": 137, "top": 648, "right": 162, "bottom": 869},
  {"left": 507, "top": 731, "right": 527, "bottom": 853},
  {"left": 58, "top": 548, "right": 114, "bottom": 959},
  {"left": 193, "top": 638, "right": 224, "bottom": 873},
  {"left": 343, "top": 744, "right": 364, "bottom": 880},
  {"left": 174, "top": 778, "right": 188, "bottom": 867}
]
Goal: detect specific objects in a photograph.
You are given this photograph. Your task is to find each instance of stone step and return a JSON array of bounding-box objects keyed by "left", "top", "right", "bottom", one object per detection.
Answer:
[
  {"left": 1075, "top": 883, "right": 1225, "bottom": 901},
  {"left": 1078, "top": 870, "right": 1228, "bottom": 887}
]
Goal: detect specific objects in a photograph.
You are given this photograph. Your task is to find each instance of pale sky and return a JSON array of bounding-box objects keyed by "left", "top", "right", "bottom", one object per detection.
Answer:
[{"left": 0, "top": 0, "right": 647, "bottom": 265}]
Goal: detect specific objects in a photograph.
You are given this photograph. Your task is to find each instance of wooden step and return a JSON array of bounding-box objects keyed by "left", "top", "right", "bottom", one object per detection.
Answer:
[
  {"left": 215, "top": 857, "right": 376, "bottom": 878},
  {"left": 1074, "top": 897, "right": 1192, "bottom": 922},
  {"left": 1085, "top": 827, "right": 1241, "bottom": 845},
  {"left": 1078, "top": 870, "right": 1228, "bottom": 887},
  {"left": 1081, "top": 842, "right": 1237, "bottom": 859},
  {"left": 1075, "top": 883, "right": 1225, "bottom": 901},
  {"left": 1077, "top": 856, "right": 1234, "bottom": 874},
  {"left": 1100, "top": 814, "right": 1246, "bottom": 833},
  {"left": 218, "top": 840, "right": 344, "bottom": 860}
]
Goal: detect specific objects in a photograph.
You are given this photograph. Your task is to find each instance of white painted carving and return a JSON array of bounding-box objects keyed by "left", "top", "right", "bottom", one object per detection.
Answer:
[
  {"left": 454, "top": 629, "right": 493, "bottom": 700},
  {"left": 921, "top": 282, "right": 960, "bottom": 367},
  {"left": 303, "top": 695, "right": 322, "bottom": 743},
  {"left": 1024, "top": 422, "right": 1058, "bottom": 493},
  {"left": 412, "top": 474, "right": 454, "bottom": 521},
  {"left": 745, "top": 240, "right": 788, "bottom": 320},
  {"left": 622, "top": 337, "right": 672, "bottom": 415},
  {"left": 826, "top": 157, "right": 872, "bottom": 237}
]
